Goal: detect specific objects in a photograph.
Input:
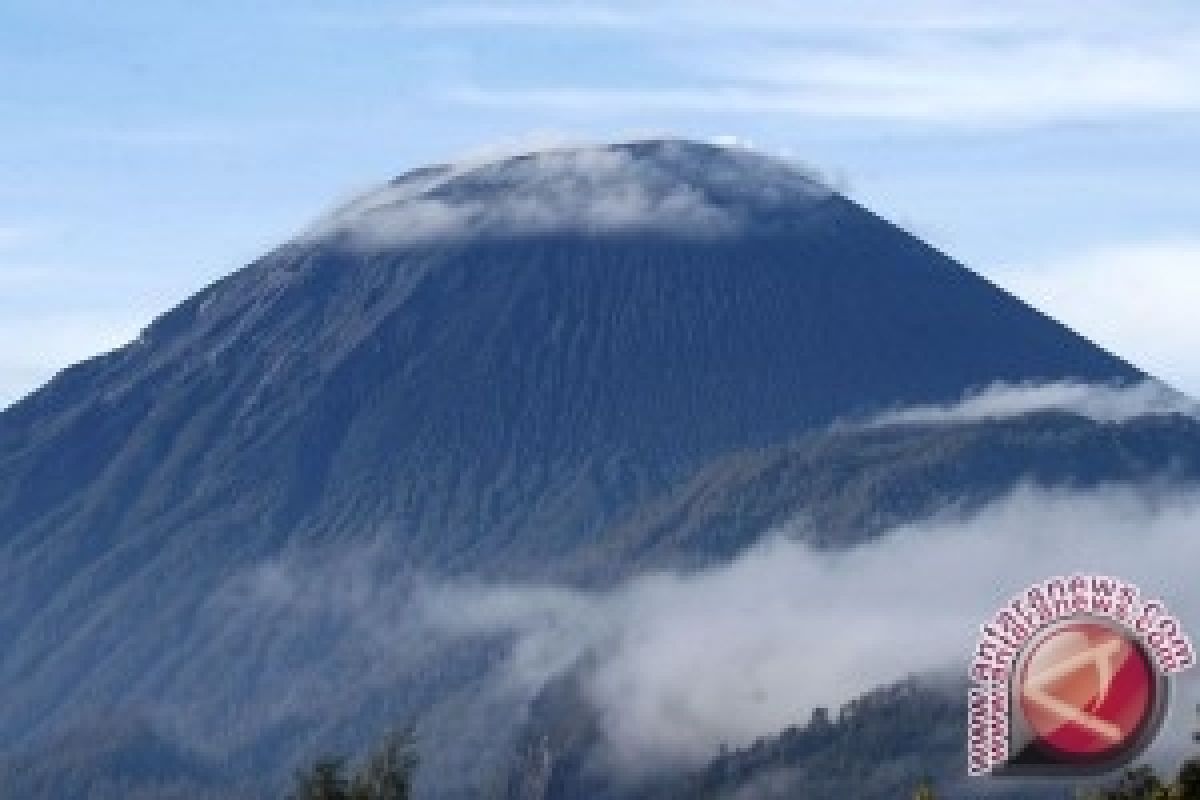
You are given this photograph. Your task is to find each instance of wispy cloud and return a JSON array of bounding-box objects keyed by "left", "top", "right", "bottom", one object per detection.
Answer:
[
  {"left": 450, "top": 36, "right": 1200, "bottom": 126},
  {"left": 304, "top": 1, "right": 1173, "bottom": 36},
  {"left": 411, "top": 383, "right": 1200, "bottom": 775},
  {"left": 418, "top": 484, "right": 1200, "bottom": 775},
  {"left": 215, "top": 384, "right": 1200, "bottom": 780},
  {"left": 303, "top": 4, "right": 640, "bottom": 31},
  {"left": 413, "top": 1, "right": 1200, "bottom": 127},
  {"left": 862, "top": 380, "right": 1199, "bottom": 429},
  {"left": 304, "top": 141, "right": 830, "bottom": 246}
]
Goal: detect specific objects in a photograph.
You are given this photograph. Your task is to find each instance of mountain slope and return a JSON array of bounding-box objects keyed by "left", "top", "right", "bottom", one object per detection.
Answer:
[
  {"left": 0, "top": 142, "right": 1141, "bottom": 575},
  {"left": 504, "top": 676, "right": 970, "bottom": 800},
  {"left": 0, "top": 139, "right": 1164, "bottom": 796},
  {"left": 566, "top": 410, "right": 1200, "bottom": 579}
]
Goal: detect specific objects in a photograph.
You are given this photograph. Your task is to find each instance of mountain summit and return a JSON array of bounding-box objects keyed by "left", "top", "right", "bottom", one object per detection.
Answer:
[
  {"left": 308, "top": 140, "right": 834, "bottom": 245},
  {"left": 0, "top": 139, "right": 1155, "bottom": 797},
  {"left": 3, "top": 139, "right": 1139, "bottom": 568}
]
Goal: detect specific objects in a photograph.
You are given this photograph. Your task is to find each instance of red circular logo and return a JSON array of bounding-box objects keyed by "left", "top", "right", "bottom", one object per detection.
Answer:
[{"left": 1018, "top": 620, "right": 1156, "bottom": 760}]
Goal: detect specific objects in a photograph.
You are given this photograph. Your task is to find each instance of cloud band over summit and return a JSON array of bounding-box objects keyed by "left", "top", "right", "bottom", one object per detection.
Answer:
[{"left": 304, "top": 141, "right": 835, "bottom": 246}]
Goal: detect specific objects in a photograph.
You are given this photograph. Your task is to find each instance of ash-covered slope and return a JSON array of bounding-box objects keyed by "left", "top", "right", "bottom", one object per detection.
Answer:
[
  {"left": 0, "top": 139, "right": 1156, "bottom": 795},
  {"left": 0, "top": 140, "right": 1141, "bottom": 570}
]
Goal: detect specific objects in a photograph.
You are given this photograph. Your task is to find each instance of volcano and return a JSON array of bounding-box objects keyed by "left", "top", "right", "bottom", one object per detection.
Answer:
[{"left": 0, "top": 139, "right": 1188, "bottom": 798}]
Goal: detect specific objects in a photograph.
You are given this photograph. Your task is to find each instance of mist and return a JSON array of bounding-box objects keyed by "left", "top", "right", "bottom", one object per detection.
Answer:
[
  {"left": 419, "top": 484, "right": 1200, "bottom": 773},
  {"left": 213, "top": 381, "right": 1200, "bottom": 782}
]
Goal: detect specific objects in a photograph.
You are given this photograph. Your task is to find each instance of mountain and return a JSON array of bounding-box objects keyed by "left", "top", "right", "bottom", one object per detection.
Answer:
[{"left": 0, "top": 139, "right": 1187, "bottom": 797}]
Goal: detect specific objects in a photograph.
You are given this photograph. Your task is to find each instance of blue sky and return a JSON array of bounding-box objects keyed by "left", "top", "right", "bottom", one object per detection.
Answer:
[{"left": 2, "top": 0, "right": 1198, "bottom": 405}]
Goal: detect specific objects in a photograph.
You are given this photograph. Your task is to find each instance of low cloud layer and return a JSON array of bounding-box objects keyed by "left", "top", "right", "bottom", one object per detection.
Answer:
[
  {"left": 214, "top": 382, "right": 1200, "bottom": 783},
  {"left": 862, "top": 379, "right": 1199, "bottom": 430},
  {"left": 303, "top": 141, "right": 831, "bottom": 247},
  {"left": 419, "top": 485, "right": 1200, "bottom": 774}
]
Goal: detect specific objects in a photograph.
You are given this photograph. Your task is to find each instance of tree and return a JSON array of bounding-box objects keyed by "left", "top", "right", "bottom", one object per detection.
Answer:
[
  {"left": 293, "top": 757, "right": 351, "bottom": 800},
  {"left": 1115, "top": 765, "right": 1168, "bottom": 799},
  {"left": 291, "top": 728, "right": 417, "bottom": 800},
  {"left": 1079, "top": 764, "right": 1172, "bottom": 799},
  {"left": 350, "top": 728, "right": 418, "bottom": 800},
  {"left": 1178, "top": 759, "right": 1200, "bottom": 799}
]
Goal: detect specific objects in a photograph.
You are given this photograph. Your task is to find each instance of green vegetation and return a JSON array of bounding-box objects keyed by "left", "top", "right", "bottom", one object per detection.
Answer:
[
  {"left": 908, "top": 759, "right": 1200, "bottom": 800},
  {"left": 1077, "top": 760, "right": 1200, "bottom": 799},
  {"left": 620, "top": 678, "right": 964, "bottom": 800},
  {"left": 291, "top": 728, "right": 417, "bottom": 800},
  {"left": 912, "top": 779, "right": 938, "bottom": 799}
]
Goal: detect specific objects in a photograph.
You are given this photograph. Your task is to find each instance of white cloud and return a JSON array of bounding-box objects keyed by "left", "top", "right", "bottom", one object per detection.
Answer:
[
  {"left": 706, "top": 37, "right": 1200, "bottom": 126},
  {"left": 430, "top": 1, "right": 1200, "bottom": 127},
  {"left": 306, "top": 4, "right": 640, "bottom": 30},
  {"left": 861, "top": 380, "right": 1199, "bottom": 429},
  {"left": 306, "top": 1, "right": 1187, "bottom": 37},
  {"left": 450, "top": 35, "right": 1200, "bottom": 127},
  {"left": 421, "top": 484, "right": 1200, "bottom": 775},
  {"left": 303, "top": 141, "right": 829, "bottom": 246},
  {"left": 994, "top": 239, "right": 1200, "bottom": 398},
  {"left": 215, "top": 383, "right": 1200, "bottom": 783},
  {"left": 708, "top": 134, "right": 754, "bottom": 149}
]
